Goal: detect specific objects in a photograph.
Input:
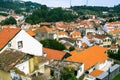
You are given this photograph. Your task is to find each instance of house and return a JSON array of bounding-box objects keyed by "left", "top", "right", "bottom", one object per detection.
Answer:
[
  {"left": 0, "top": 28, "right": 43, "bottom": 56},
  {"left": 42, "top": 48, "right": 83, "bottom": 79},
  {"left": 80, "top": 32, "right": 96, "bottom": 47},
  {"left": 0, "top": 15, "right": 6, "bottom": 22},
  {"left": 109, "top": 30, "right": 120, "bottom": 40},
  {"left": 104, "top": 22, "right": 120, "bottom": 32},
  {"left": 0, "top": 49, "right": 40, "bottom": 80},
  {"left": 59, "top": 38, "right": 75, "bottom": 48},
  {"left": 96, "top": 64, "right": 120, "bottom": 80},
  {"left": 66, "top": 46, "right": 113, "bottom": 79},
  {"left": 75, "top": 40, "right": 88, "bottom": 50},
  {"left": 9, "top": 14, "right": 24, "bottom": 24},
  {"left": 26, "top": 29, "right": 36, "bottom": 37},
  {"left": 34, "top": 26, "right": 54, "bottom": 40},
  {"left": 54, "top": 31, "right": 68, "bottom": 39},
  {"left": 47, "top": 60, "right": 84, "bottom": 79},
  {"left": 20, "top": 22, "right": 31, "bottom": 30},
  {"left": 69, "top": 31, "right": 81, "bottom": 40},
  {"left": 109, "top": 44, "right": 119, "bottom": 53},
  {"left": 43, "top": 48, "right": 85, "bottom": 79},
  {"left": 43, "top": 48, "right": 66, "bottom": 60},
  {"left": 94, "top": 34, "right": 112, "bottom": 47}
]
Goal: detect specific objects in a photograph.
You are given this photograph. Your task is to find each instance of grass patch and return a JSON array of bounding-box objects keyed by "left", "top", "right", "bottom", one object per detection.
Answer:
[{"left": 113, "top": 73, "right": 120, "bottom": 80}]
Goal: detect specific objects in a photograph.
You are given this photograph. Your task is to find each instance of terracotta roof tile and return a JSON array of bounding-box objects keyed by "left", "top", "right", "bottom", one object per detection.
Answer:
[
  {"left": 0, "top": 28, "right": 21, "bottom": 49},
  {"left": 26, "top": 30, "right": 35, "bottom": 37},
  {"left": 94, "top": 34, "right": 107, "bottom": 40},
  {"left": 43, "top": 48, "right": 66, "bottom": 60},
  {"left": 110, "top": 30, "right": 120, "bottom": 33},
  {"left": 66, "top": 46, "right": 108, "bottom": 70},
  {"left": 70, "top": 31, "right": 81, "bottom": 36},
  {"left": 90, "top": 69, "right": 103, "bottom": 77},
  {"left": 34, "top": 26, "right": 52, "bottom": 33},
  {"left": 58, "top": 31, "right": 68, "bottom": 35},
  {"left": 70, "top": 50, "right": 80, "bottom": 56}
]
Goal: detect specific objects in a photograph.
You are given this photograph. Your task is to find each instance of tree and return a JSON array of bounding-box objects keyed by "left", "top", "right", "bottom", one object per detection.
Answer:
[
  {"left": 107, "top": 48, "right": 120, "bottom": 60},
  {"left": 25, "top": 7, "right": 78, "bottom": 24},
  {"left": 40, "top": 39, "right": 66, "bottom": 51},
  {"left": 69, "top": 46, "right": 75, "bottom": 51},
  {"left": 0, "top": 16, "right": 17, "bottom": 25},
  {"left": 61, "top": 67, "right": 77, "bottom": 80}
]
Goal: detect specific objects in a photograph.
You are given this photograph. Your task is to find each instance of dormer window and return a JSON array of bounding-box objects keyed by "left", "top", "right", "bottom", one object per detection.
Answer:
[{"left": 18, "top": 41, "right": 23, "bottom": 49}]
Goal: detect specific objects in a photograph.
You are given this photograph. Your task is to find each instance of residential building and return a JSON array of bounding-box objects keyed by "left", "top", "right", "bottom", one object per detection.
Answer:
[
  {"left": 34, "top": 26, "right": 55, "bottom": 40},
  {"left": 94, "top": 34, "right": 112, "bottom": 47},
  {"left": 80, "top": 32, "right": 96, "bottom": 47},
  {"left": 0, "top": 28, "right": 43, "bottom": 56},
  {"left": 66, "top": 46, "right": 113, "bottom": 79},
  {"left": 69, "top": 31, "right": 81, "bottom": 40},
  {"left": 0, "top": 49, "right": 40, "bottom": 80},
  {"left": 54, "top": 31, "right": 68, "bottom": 39}
]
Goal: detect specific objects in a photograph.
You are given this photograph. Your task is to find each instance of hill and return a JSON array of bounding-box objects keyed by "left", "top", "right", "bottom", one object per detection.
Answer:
[
  {"left": 0, "top": 0, "right": 41, "bottom": 14},
  {"left": 71, "top": 5, "right": 120, "bottom": 19}
]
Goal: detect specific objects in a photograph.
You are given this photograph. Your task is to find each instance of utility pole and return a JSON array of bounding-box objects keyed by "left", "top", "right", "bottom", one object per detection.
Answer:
[
  {"left": 70, "top": 0, "right": 72, "bottom": 8},
  {"left": 86, "top": 0, "right": 88, "bottom": 6}
]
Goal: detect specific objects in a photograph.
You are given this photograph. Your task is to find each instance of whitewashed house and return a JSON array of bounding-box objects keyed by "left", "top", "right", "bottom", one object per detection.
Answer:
[{"left": 0, "top": 28, "right": 43, "bottom": 56}]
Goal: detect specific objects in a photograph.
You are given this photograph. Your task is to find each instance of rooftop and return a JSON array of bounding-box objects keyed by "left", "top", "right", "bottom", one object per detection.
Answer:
[
  {"left": 34, "top": 26, "right": 52, "bottom": 33},
  {"left": 48, "top": 60, "right": 82, "bottom": 70},
  {"left": 0, "top": 28, "right": 21, "bottom": 50},
  {"left": 26, "top": 30, "right": 35, "bottom": 37},
  {"left": 89, "top": 69, "right": 103, "bottom": 77},
  {"left": 43, "top": 48, "right": 66, "bottom": 60},
  {"left": 66, "top": 45, "right": 108, "bottom": 70},
  {"left": 0, "top": 49, "right": 26, "bottom": 72}
]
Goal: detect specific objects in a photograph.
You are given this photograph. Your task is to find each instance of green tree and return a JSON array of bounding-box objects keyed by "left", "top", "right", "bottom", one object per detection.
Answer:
[
  {"left": 25, "top": 7, "right": 78, "bottom": 24},
  {"left": 69, "top": 46, "right": 75, "bottom": 51},
  {"left": 61, "top": 67, "right": 77, "bottom": 80},
  {"left": 40, "top": 39, "right": 66, "bottom": 51},
  {"left": 107, "top": 48, "right": 120, "bottom": 60},
  {"left": 0, "top": 16, "right": 17, "bottom": 25}
]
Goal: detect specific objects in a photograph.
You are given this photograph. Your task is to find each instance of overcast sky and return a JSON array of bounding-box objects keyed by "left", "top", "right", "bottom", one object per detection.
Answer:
[{"left": 24, "top": 0, "right": 120, "bottom": 8}]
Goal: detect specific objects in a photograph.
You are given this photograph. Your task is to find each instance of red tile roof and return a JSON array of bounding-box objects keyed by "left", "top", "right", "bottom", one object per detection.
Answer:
[
  {"left": 34, "top": 26, "right": 52, "bottom": 33},
  {"left": 110, "top": 30, "right": 120, "bottom": 33},
  {"left": 0, "top": 28, "right": 21, "bottom": 50},
  {"left": 43, "top": 48, "right": 66, "bottom": 60},
  {"left": 94, "top": 34, "right": 107, "bottom": 40},
  {"left": 58, "top": 31, "right": 68, "bottom": 35},
  {"left": 66, "top": 46, "right": 108, "bottom": 70},
  {"left": 90, "top": 69, "right": 103, "bottom": 77},
  {"left": 26, "top": 30, "right": 35, "bottom": 37}
]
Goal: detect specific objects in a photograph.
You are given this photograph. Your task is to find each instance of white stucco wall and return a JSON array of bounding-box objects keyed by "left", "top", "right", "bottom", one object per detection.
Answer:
[
  {"left": 98, "top": 60, "right": 107, "bottom": 70},
  {"left": 12, "top": 30, "right": 42, "bottom": 56},
  {"left": 76, "top": 64, "right": 84, "bottom": 78},
  {"left": 15, "top": 60, "right": 29, "bottom": 75}
]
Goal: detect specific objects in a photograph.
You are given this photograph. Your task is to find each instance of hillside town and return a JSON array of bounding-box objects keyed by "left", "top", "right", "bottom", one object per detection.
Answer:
[{"left": 0, "top": 0, "right": 120, "bottom": 80}]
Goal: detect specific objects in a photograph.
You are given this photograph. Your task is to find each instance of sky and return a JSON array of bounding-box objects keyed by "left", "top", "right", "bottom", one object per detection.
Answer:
[{"left": 24, "top": 0, "right": 120, "bottom": 8}]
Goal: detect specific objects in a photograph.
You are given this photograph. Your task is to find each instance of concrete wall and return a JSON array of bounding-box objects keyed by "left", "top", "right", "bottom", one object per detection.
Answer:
[{"left": 0, "top": 70, "right": 11, "bottom": 80}]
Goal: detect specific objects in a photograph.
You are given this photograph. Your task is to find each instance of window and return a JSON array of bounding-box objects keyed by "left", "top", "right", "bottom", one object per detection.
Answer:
[
  {"left": 74, "top": 70, "right": 77, "bottom": 76},
  {"left": 50, "top": 70, "right": 54, "bottom": 76},
  {"left": 8, "top": 42, "right": 11, "bottom": 47},
  {"left": 18, "top": 41, "right": 23, "bottom": 49}
]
